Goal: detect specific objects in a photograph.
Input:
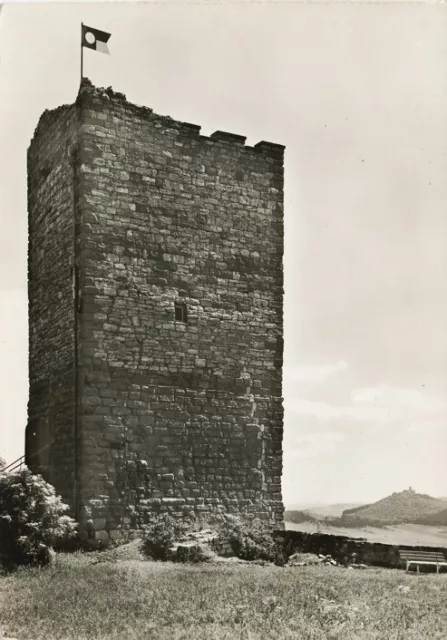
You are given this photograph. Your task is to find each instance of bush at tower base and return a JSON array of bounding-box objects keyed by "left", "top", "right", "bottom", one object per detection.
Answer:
[{"left": 0, "top": 467, "right": 77, "bottom": 569}]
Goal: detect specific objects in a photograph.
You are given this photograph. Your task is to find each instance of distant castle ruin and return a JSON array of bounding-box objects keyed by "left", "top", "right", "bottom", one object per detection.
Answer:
[{"left": 26, "top": 79, "right": 285, "bottom": 541}]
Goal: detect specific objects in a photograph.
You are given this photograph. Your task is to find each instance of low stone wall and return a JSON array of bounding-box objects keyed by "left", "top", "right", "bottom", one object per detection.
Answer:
[
  {"left": 275, "top": 530, "right": 447, "bottom": 570},
  {"left": 210, "top": 537, "right": 233, "bottom": 557},
  {"left": 166, "top": 529, "right": 233, "bottom": 561}
]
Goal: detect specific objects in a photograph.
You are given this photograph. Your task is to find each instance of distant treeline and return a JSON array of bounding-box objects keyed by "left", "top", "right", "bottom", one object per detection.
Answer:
[
  {"left": 283, "top": 510, "right": 390, "bottom": 528},
  {"left": 287, "top": 513, "right": 447, "bottom": 528},
  {"left": 342, "top": 504, "right": 374, "bottom": 517},
  {"left": 283, "top": 510, "right": 316, "bottom": 524},
  {"left": 284, "top": 512, "right": 409, "bottom": 529},
  {"left": 415, "top": 508, "right": 447, "bottom": 526}
]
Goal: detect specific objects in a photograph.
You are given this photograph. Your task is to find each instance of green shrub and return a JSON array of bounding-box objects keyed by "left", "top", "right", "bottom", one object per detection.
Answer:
[
  {"left": 140, "top": 513, "right": 192, "bottom": 561},
  {"left": 0, "top": 467, "right": 77, "bottom": 569},
  {"left": 140, "top": 512, "right": 287, "bottom": 565},
  {"left": 216, "top": 515, "right": 286, "bottom": 566},
  {"left": 174, "top": 542, "right": 216, "bottom": 564}
]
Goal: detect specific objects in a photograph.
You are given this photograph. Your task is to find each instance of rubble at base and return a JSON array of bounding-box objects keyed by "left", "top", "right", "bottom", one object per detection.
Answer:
[
  {"left": 286, "top": 552, "right": 369, "bottom": 569},
  {"left": 287, "top": 552, "right": 339, "bottom": 567},
  {"left": 167, "top": 529, "right": 233, "bottom": 563},
  {"left": 87, "top": 530, "right": 372, "bottom": 568}
]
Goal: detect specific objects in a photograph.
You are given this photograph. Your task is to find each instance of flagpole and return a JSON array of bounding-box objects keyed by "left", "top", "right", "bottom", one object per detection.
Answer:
[{"left": 80, "top": 22, "right": 84, "bottom": 84}]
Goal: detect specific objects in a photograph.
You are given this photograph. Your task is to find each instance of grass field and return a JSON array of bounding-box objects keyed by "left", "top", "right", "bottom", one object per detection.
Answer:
[
  {"left": 285, "top": 521, "right": 447, "bottom": 547},
  {"left": 1, "top": 551, "right": 447, "bottom": 639}
]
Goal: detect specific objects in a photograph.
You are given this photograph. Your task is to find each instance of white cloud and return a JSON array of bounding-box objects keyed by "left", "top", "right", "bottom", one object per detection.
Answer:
[
  {"left": 285, "top": 360, "right": 348, "bottom": 384},
  {"left": 286, "top": 385, "right": 447, "bottom": 428},
  {"left": 288, "top": 431, "right": 346, "bottom": 460},
  {"left": 352, "top": 386, "right": 447, "bottom": 413},
  {"left": 286, "top": 396, "right": 387, "bottom": 422}
]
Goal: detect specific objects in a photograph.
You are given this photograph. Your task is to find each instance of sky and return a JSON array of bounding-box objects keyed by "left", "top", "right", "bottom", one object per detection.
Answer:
[{"left": 1, "top": 1, "right": 447, "bottom": 507}]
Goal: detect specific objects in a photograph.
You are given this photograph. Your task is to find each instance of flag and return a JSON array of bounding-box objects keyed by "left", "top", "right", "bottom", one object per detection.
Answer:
[{"left": 82, "top": 25, "right": 111, "bottom": 55}]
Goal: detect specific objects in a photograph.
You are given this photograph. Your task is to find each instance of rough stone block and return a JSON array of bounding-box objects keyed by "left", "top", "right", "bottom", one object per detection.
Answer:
[
  {"left": 95, "top": 530, "right": 109, "bottom": 543},
  {"left": 93, "top": 518, "right": 107, "bottom": 530}
]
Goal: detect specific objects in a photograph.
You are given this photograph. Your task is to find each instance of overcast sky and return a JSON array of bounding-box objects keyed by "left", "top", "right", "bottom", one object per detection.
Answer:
[{"left": 1, "top": 1, "right": 447, "bottom": 507}]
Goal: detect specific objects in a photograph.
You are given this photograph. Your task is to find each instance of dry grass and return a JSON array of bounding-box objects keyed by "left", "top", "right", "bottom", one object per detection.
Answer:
[{"left": 1, "top": 552, "right": 447, "bottom": 639}]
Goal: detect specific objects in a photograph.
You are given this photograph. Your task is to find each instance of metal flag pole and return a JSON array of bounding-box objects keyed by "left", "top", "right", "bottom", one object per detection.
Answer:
[{"left": 80, "top": 22, "right": 84, "bottom": 84}]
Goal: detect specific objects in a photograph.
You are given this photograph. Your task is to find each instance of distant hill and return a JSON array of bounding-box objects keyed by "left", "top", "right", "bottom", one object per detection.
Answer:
[
  {"left": 285, "top": 503, "right": 326, "bottom": 512},
  {"left": 304, "top": 503, "right": 362, "bottom": 520},
  {"left": 284, "top": 503, "right": 362, "bottom": 519},
  {"left": 283, "top": 510, "right": 316, "bottom": 525},
  {"left": 341, "top": 489, "right": 447, "bottom": 526},
  {"left": 416, "top": 507, "right": 447, "bottom": 526}
]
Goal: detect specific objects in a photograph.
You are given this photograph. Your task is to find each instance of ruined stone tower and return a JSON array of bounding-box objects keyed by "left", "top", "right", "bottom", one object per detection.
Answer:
[{"left": 26, "top": 79, "right": 284, "bottom": 540}]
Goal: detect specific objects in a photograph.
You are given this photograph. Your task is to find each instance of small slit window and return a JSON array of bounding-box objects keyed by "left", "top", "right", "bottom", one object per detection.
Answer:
[{"left": 175, "top": 302, "right": 188, "bottom": 323}]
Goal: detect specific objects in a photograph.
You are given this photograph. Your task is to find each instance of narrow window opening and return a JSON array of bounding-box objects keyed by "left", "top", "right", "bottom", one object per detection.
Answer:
[{"left": 175, "top": 302, "right": 188, "bottom": 323}]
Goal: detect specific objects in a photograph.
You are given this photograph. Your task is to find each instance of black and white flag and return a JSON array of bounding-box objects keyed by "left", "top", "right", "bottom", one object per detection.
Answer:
[{"left": 82, "top": 25, "right": 111, "bottom": 55}]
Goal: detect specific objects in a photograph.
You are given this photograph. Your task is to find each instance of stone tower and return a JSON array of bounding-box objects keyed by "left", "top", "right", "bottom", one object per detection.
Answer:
[{"left": 26, "top": 79, "right": 285, "bottom": 541}]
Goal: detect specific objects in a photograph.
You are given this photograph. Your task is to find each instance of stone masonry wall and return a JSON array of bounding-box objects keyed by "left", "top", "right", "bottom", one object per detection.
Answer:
[
  {"left": 276, "top": 530, "right": 447, "bottom": 570},
  {"left": 27, "top": 79, "right": 285, "bottom": 540},
  {"left": 76, "top": 81, "right": 285, "bottom": 539},
  {"left": 26, "top": 104, "right": 79, "bottom": 507}
]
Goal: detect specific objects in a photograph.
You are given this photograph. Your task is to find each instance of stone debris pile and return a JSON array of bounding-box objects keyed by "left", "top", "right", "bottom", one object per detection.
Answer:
[
  {"left": 287, "top": 552, "right": 339, "bottom": 567},
  {"left": 287, "top": 552, "right": 369, "bottom": 569},
  {"left": 167, "top": 529, "right": 227, "bottom": 562}
]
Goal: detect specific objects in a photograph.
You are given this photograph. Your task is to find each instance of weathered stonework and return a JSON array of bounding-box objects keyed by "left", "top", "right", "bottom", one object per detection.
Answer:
[{"left": 26, "top": 78, "right": 285, "bottom": 539}]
